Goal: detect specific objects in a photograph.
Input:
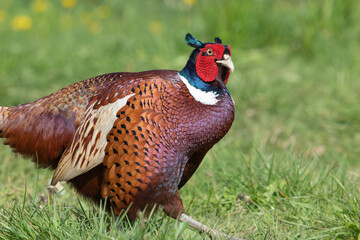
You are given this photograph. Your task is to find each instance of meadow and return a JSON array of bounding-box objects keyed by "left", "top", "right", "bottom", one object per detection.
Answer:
[{"left": 0, "top": 0, "right": 359, "bottom": 239}]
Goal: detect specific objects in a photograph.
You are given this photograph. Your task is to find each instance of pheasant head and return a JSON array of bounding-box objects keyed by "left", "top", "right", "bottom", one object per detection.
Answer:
[{"left": 179, "top": 33, "right": 234, "bottom": 105}]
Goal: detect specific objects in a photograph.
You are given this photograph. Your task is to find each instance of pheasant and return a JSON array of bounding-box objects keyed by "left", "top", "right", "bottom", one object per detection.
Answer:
[{"left": 0, "top": 34, "right": 238, "bottom": 239}]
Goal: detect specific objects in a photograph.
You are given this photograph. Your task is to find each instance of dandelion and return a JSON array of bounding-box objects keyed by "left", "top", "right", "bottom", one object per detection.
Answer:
[
  {"left": 61, "top": 0, "right": 76, "bottom": 9},
  {"left": 0, "top": 9, "right": 5, "bottom": 23},
  {"left": 11, "top": 15, "right": 32, "bottom": 31},
  {"left": 148, "top": 21, "right": 163, "bottom": 34},
  {"left": 183, "top": 0, "right": 197, "bottom": 6},
  {"left": 31, "top": 0, "right": 48, "bottom": 13}
]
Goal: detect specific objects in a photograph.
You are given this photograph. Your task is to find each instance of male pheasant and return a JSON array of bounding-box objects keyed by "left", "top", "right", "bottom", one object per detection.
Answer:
[{"left": 0, "top": 34, "right": 236, "bottom": 238}]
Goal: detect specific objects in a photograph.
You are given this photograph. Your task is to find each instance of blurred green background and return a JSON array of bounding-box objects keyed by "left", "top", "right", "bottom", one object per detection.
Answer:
[{"left": 0, "top": 0, "right": 360, "bottom": 239}]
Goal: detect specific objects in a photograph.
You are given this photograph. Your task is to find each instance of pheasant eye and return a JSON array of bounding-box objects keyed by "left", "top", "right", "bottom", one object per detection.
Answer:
[{"left": 206, "top": 48, "right": 213, "bottom": 56}]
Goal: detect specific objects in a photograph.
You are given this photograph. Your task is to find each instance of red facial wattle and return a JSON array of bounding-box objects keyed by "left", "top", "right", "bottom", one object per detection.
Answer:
[
  {"left": 195, "top": 55, "right": 218, "bottom": 82},
  {"left": 195, "top": 44, "right": 225, "bottom": 83}
]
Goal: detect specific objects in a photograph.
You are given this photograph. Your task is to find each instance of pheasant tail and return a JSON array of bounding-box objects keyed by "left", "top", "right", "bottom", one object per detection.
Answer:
[{"left": 0, "top": 104, "right": 77, "bottom": 169}]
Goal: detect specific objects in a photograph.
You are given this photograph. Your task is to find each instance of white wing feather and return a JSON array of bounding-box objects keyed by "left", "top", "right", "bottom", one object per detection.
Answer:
[{"left": 51, "top": 93, "right": 135, "bottom": 185}]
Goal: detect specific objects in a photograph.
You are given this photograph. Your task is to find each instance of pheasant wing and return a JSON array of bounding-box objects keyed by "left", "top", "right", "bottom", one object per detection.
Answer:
[{"left": 51, "top": 91, "right": 135, "bottom": 184}]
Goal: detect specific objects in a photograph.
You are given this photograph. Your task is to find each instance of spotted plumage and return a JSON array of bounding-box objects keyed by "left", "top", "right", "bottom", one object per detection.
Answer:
[{"left": 0, "top": 34, "right": 235, "bottom": 222}]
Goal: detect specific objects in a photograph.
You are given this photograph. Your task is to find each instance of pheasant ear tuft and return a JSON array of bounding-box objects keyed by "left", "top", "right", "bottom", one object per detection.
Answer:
[
  {"left": 185, "top": 33, "right": 204, "bottom": 48},
  {"left": 214, "top": 37, "right": 222, "bottom": 44}
]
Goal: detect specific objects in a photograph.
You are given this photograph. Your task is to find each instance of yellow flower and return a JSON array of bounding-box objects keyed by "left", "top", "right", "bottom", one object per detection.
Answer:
[
  {"left": 61, "top": 0, "right": 76, "bottom": 9},
  {"left": 11, "top": 15, "right": 32, "bottom": 31},
  {"left": 31, "top": 0, "right": 48, "bottom": 13},
  {"left": 183, "top": 0, "right": 196, "bottom": 6},
  {"left": 148, "top": 21, "right": 163, "bottom": 34},
  {"left": 0, "top": 9, "right": 5, "bottom": 23}
]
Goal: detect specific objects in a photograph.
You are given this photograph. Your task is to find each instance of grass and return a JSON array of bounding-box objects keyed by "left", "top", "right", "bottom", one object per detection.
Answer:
[{"left": 0, "top": 0, "right": 360, "bottom": 239}]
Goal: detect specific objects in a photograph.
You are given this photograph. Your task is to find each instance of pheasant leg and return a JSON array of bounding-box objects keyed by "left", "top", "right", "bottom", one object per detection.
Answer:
[{"left": 179, "top": 213, "right": 243, "bottom": 240}]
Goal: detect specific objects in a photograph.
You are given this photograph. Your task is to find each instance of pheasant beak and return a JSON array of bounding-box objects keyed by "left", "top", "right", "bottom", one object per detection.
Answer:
[{"left": 216, "top": 54, "right": 234, "bottom": 73}]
